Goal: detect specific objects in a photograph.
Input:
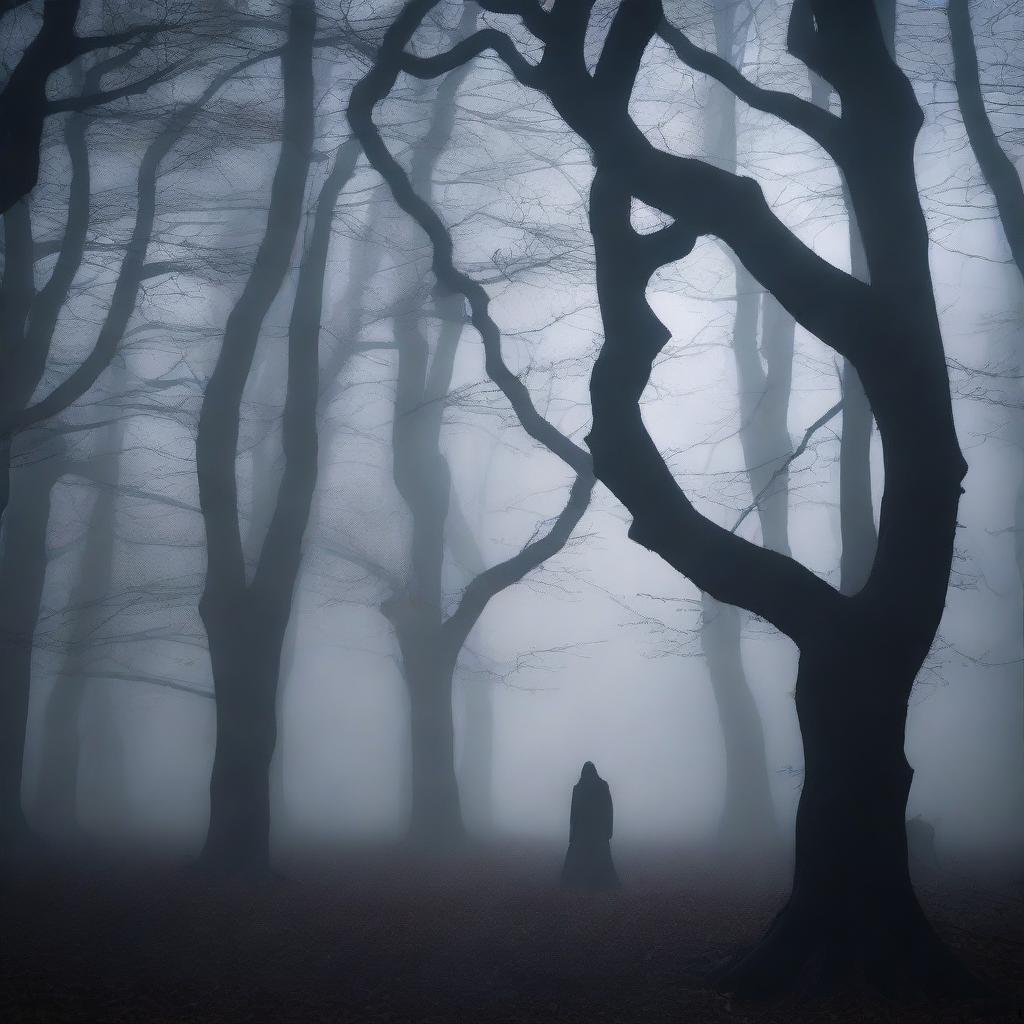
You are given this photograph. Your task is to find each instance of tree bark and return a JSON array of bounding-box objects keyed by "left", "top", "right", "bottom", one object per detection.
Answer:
[
  {"left": 196, "top": 0, "right": 320, "bottom": 875},
  {"left": 717, "top": 615, "right": 971, "bottom": 995},
  {"left": 201, "top": 613, "right": 280, "bottom": 873}
]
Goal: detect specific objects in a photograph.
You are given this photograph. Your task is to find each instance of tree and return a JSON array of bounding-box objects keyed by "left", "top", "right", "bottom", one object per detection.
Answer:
[
  {"left": 0, "top": 37, "right": 276, "bottom": 856},
  {"left": 33, "top": 364, "right": 124, "bottom": 838},
  {"left": 950, "top": 0, "right": 1024, "bottom": 748},
  {"left": 0, "top": 0, "right": 186, "bottom": 215},
  {"left": 353, "top": 0, "right": 974, "bottom": 994},
  {"left": 350, "top": 6, "right": 595, "bottom": 847},
  {"left": 194, "top": 0, "right": 356, "bottom": 875}
]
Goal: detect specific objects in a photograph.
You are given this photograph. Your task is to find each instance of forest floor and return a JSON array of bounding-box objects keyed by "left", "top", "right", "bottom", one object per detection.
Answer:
[{"left": 1, "top": 840, "right": 1021, "bottom": 1023}]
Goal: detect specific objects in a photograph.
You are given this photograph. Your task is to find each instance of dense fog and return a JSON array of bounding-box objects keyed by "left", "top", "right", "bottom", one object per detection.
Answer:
[
  {"left": 2, "top": 0, "right": 1022, "bottom": 867},
  {"left": 3, "top": 6, "right": 1024, "bottom": 1015}
]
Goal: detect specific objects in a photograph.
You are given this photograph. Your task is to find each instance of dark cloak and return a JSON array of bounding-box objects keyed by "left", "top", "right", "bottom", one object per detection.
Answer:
[{"left": 561, "top": 762, "right": 620, "bottom": 890}]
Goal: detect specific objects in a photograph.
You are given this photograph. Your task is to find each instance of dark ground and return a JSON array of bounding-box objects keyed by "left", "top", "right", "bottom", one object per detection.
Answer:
[{"left": 1, "top": 841, "right": 1021, "bottom": 1023}]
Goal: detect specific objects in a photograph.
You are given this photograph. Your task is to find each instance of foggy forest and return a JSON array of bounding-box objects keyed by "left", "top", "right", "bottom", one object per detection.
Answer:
[{"left": 1, "top": 0, "right": 1023, "bottom": 1021}]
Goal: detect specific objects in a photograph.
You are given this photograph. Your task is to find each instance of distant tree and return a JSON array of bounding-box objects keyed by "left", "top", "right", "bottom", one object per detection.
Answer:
[
  {"left": 950, "top": 0, "right": 1024, "bottom": 745},
  {"left": 194, "top": 0, "right": 361, "bottom": 875},
  {"left": 32, "top": 357, "right": 126, "bottom": 839},
  {"left": 354, "top": 8, "right": 594, "bottom": 848},
  {"left": 354, "top": 0, "right": 974, "bottom": 994},
  {"left": 674, "top": 0, "right": 795, "bottom": 851},
  {"left": 0, "top": 35, "right": 283, "bottom": 858}
]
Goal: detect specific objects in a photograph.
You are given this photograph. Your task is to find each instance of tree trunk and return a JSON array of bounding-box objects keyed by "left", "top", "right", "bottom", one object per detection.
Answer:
[
  {"left": 194, "top": 0, "right": 325, "bottom": 876},
  {"left": 201, "top": 613, "right": 280, "bottom": 874},
  {"left": 0, "top": 448, "right": 62, "bottom": 855},
  {"left": 459, "top": 674, "right": 494, "bottom": 834},
  {"left": 34, "top": 669, "right": 85, "bottom": 836},
  {"left": 717, "top": 618, "right": 974, "bottom": 995},
  {"left": 399, "top": 628, "right": 463, "bottom": 846},
  {"left": 35, "top": 372, "right": 123, "bottom": 837}
]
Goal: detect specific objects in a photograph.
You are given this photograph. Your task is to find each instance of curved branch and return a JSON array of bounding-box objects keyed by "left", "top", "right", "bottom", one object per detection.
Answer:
[
  {"left": 731, "top": 399, "right": 842, "bottom": 535},
  {"left": 348, "top": 11, "right": 590, "bottom": 478},
  {"left": 14, "top": 49, "right": 283, "bottom": 434},
  {"left": 46, "top": 58, "right": 190, "bottom": 114},
  {"left": 657, "top": 16, "right": 843, "bottom": 164},
  {"left": 399, "top": 29, "right": 541, "bottom": 88},
  {"left": 587, "top": 169, "right": 842, "bottom": 642},
  {"left": 476, "top": 0, "right": 550, "bottom": 41},
  {"left": 441, "top": 471, "right": 595, "bottom": 656}
]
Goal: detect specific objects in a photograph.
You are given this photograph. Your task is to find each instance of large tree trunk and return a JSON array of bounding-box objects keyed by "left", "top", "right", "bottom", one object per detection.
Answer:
[
  {"left": 718, "top": 618, "right": 971, "bottom": 995},
  {"left": 405, "top": 640, "right": 462, "bottom": 845},
  {"left": 201, "top": 612, "right": 281, "bottom": 874}
]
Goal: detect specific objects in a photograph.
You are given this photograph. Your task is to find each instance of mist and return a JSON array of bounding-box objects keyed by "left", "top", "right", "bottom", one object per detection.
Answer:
[{"left": 2, "top": 0, "right": 1023, "bottom": 1020}]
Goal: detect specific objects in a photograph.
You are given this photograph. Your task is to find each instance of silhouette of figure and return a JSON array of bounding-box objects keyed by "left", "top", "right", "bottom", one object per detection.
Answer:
[{"left": 561, "top": 761, "right": 619, "bottom": 890}]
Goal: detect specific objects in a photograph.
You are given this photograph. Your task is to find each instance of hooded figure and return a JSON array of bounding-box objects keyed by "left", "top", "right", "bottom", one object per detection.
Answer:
[{"left": 561, "top": 761, "right": 619, "bottom": 890}]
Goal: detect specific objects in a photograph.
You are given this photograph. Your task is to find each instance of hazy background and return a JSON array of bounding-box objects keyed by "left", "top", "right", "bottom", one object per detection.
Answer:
[{"left": 5, "top": 0, "right": 1024, "bottom": 866}]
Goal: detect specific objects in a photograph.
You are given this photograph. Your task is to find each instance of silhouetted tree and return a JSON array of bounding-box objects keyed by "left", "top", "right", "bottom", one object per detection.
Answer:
[
  {"left": 0, "top": 41, "right": 267, "bottom": 856},
  {"left": 356, "top": 8, "right": 594, "bottom": 847},
  {"left": 950, "top": 0, "right": 1024, "bottom": 746},
  {"left": 0, "top": 0, "right": 184, "bottom": 215},
  {"left": 353, "top": 0, "right": 974, "bottom": 994}
]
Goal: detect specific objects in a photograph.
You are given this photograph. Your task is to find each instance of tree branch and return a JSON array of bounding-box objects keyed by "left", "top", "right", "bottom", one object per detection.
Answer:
[
  {"left": 731, "top": 399, "right": 842, "bottom": 535},
  {"left": 441, "top": 472, "right": 595, "bottom": 655},
  {"left": 348, "top": 9, "right": 590, "bottom": 478},
  {"left": 47, "top": 59, "right": 190, "bottom": 113},
  {"left": 657, "top": 16, "right": 843, "bottom": 164}
]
